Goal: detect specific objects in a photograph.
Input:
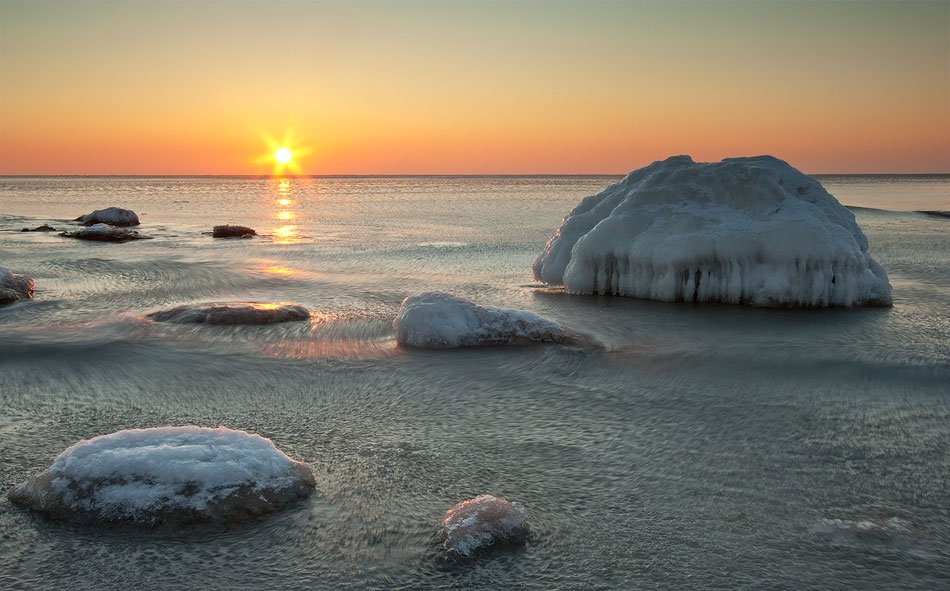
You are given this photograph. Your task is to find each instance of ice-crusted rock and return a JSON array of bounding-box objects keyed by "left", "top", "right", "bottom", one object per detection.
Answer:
[
  {"left": 60, "top": 223, "right": 150, "bottom": 242},
  {"left": 75, "top": 207, "right": 140, "bottom": 226},
  {"left": 148, "top": 302, "right": 310, "bottom": 325},
  {"left": 212, "top": 225, "right": 257, "bottom": 238},
  {"left": 442, "top": 494, "right": 528, "bottom": 556},
  {"left": 9, "top": 426, "right": 315, "bottom": 525},
  {"left": 0, "top": 266, "right": 34, "bottom": 305},
  {"left": 393, "top": 292, "right": 567, "bottom": 349},
  {"left": 533, "top": 155, "right": 892, "bottom": 307}
]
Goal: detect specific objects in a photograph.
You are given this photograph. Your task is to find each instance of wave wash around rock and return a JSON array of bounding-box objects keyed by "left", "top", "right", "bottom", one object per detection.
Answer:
[
  {"left": 533, "top": 156, "right": 892, "bottom": 307},
  {"left": 9, "top": 426, "right": 315, "bottom": 525}
]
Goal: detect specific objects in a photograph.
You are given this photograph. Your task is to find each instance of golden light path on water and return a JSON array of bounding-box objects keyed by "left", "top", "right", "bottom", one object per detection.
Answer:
[{"left": 271, "top": 177, "right": 301, "bottom": 245}]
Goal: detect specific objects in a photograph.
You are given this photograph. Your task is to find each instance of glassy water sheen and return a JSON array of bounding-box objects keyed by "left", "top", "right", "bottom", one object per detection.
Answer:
[{"left": 0, "top": 175, "right": 948, "bottom": 591}]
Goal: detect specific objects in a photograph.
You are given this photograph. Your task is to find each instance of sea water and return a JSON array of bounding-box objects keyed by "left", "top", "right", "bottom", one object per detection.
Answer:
[{"left": 0, "top": 175, "right": 947, "bottom": 590}]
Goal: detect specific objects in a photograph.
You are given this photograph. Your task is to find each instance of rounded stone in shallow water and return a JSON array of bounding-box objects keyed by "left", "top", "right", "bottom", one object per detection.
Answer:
[
  {"left": 0, "top": 266, "right": 34, "bottom": 305},
  {"left": 148, "top": 302, "right": 311, "bottom": 325},
  {"left": 212, "top": 224, "right": 257, "bottom": 238},
  {"left": 21, "top": 224, "right": 58, "bottom": 232},
  {"left": 9, "top": 426, "right": 315, "bottom": 525},
  {"left": 442, "top": 494, "right": 528, "bottom": 556},
  {"left": 60, "top": 223, "right": 150, "bottom": 242}
]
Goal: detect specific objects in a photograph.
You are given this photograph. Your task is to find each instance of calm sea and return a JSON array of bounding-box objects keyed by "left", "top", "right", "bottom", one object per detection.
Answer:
[{"left": 1, "top": 175, "right": 948, "bottom": 590}]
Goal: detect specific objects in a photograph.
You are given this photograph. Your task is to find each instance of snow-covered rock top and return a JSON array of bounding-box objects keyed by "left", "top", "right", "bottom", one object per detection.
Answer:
[
  {"left": 0, "top": 266, "right": 34, "bottom": 305},
  {"left": 60, "top": 223, "right": 149, "bottom": 242},
  {"left": 533, "top": 155, "right": 892, "bottom": 307},
  {"left": 9, "top": 426, "right": 315, "bottom": 524},
  {"left": 76, "top": 207, "right": 140, "bottom": 227},
  {"left": 442, "top": 494, "right": 528, "bottom": 556},
  {"left": 393, "top": 292, "right": 567, "bottom": 349},
  {"left": 148, "top": 302, "right": 310, "bottom": 325}
]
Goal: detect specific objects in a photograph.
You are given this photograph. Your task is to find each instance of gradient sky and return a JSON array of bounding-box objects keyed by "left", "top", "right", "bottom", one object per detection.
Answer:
[{"left": 0, "top": 0, "right": 947, "bottom": 174}]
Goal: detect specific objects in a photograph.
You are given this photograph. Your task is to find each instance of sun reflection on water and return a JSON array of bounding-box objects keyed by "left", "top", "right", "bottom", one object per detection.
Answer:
[{"left": 269, "top": 177, "right": 303, "bottom": 243}]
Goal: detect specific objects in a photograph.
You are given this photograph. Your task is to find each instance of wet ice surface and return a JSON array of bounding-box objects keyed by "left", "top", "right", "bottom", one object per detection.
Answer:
[{"left": 0, "top": 175, "right": 948, "bottom": 590}]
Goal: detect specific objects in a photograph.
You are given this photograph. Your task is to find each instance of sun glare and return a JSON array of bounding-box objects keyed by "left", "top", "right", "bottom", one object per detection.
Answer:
[{"left": 256, "top": 130, "right": 312, "bottom": 175}]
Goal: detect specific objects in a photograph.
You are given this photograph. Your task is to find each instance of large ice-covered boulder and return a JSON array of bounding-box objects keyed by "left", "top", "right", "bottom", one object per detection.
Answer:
[
  {"left": 394, "top": 292, "right": 568, "bottom": 349},
  {"left": 9, "top": 426, "right": 315, "bottom": 525},
  {"left": 442, "top": 494, "right": 528, "bottom": 556},
  {"left": 75, "top": 207, "right": 140, "bottom": 227},
  {"left": 533, "top": 156, "right": 892, "bottom": 307},
  {"left": 148, "top": 302, "right": 310, "bottom": 325},
  {"left": 0, "top": 266, "right": 34, "bottom": 305}
]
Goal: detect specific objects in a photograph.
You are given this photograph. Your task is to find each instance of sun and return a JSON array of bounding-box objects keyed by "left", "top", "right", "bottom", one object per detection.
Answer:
[
  {"left": 255, "top": 129, "right": 312, "bottom": 175},
  {"left": 275, "top": 147, "right": 292, "bottom": 164}
]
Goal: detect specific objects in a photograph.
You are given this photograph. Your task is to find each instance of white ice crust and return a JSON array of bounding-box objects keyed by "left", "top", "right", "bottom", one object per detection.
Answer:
[
  {"left": 393, "top": 292, "right": 567, "bottom": 349},
  {"left": 533, "top": 156, "right": 892, "bottom": 307},
  {"left": 79, "top": 207, "right": 140, "bottom": 226},
  {"left": 10, "top": 426, "right": 315, "bottom": 524},
  {"left": 442, "top": 494, "right": 527, "bottom": 556}
]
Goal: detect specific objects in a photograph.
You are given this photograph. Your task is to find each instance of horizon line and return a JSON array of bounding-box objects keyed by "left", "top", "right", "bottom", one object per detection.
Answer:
[{"left": 3, "top": 172, "right": 949, "bottom": 178}]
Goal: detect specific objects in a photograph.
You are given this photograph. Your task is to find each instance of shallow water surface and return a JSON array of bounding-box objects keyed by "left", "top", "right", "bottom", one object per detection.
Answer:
[{"left": 1, "top": 175, "right": 948, "bottom": 590}]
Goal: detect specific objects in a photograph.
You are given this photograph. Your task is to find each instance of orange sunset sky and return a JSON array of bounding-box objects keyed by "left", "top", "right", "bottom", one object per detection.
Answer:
[{"left": 0, "top": 0, "right": 948, "bottom": 175}]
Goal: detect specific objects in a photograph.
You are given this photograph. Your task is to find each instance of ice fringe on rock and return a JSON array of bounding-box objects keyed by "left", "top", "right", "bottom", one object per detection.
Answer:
[
  {"left": 533, "top": 155, "right": 892, "bottom": 307},
  {"left": 0, "top": 266, "right": 34, "bottom": 305},
  {"left": 442, "top": 494, "right": 528, "bottom": 556},
  {"left": 60, "top": 223, "right": 150, "bottom": 242},
  {"left": 75, "top": 207, "right": 140, "bottom": 227},
  {"left": 9, "top": 426, "right": 315, "bottom": 525},
  {"left": 393, "top": 291, "right": 567, "bottom": 349},
  {"left": 148, "top": 302, "right": 310, "bottom": 325}
]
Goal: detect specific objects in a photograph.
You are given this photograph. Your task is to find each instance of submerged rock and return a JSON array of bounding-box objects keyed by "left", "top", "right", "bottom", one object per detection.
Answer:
[
  {"left": 393, "top": 291, "right": 568, "bottom": 349},
  {"left": 75, "top": 207, "right": 140, "bottom": 227},
  {"left": 0, "top": 266, "right": 35, "bottom": 305},
  {"left": 212, "top": 225, "right": 257, "bottom": 238},
  {"left": 148, "top": 302, "right": 310, "bottom": 325},
  {"left": 60, "top": 223, "right": 150, "bottom": 242},
  {"left": 533, "top": 155, "right": 892, "bottom": 307},
  {"left": 812, "top": 517, "right": 915, "bottom": 549},
  {"left": 9, "top": 426, "right": 315, "bottom": 525},
  {"left": 442, "top": 494, "right": 528, "bottom": 556},
  {"left": 21, "top": 224, "right": 57, "bottom": 232}
]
